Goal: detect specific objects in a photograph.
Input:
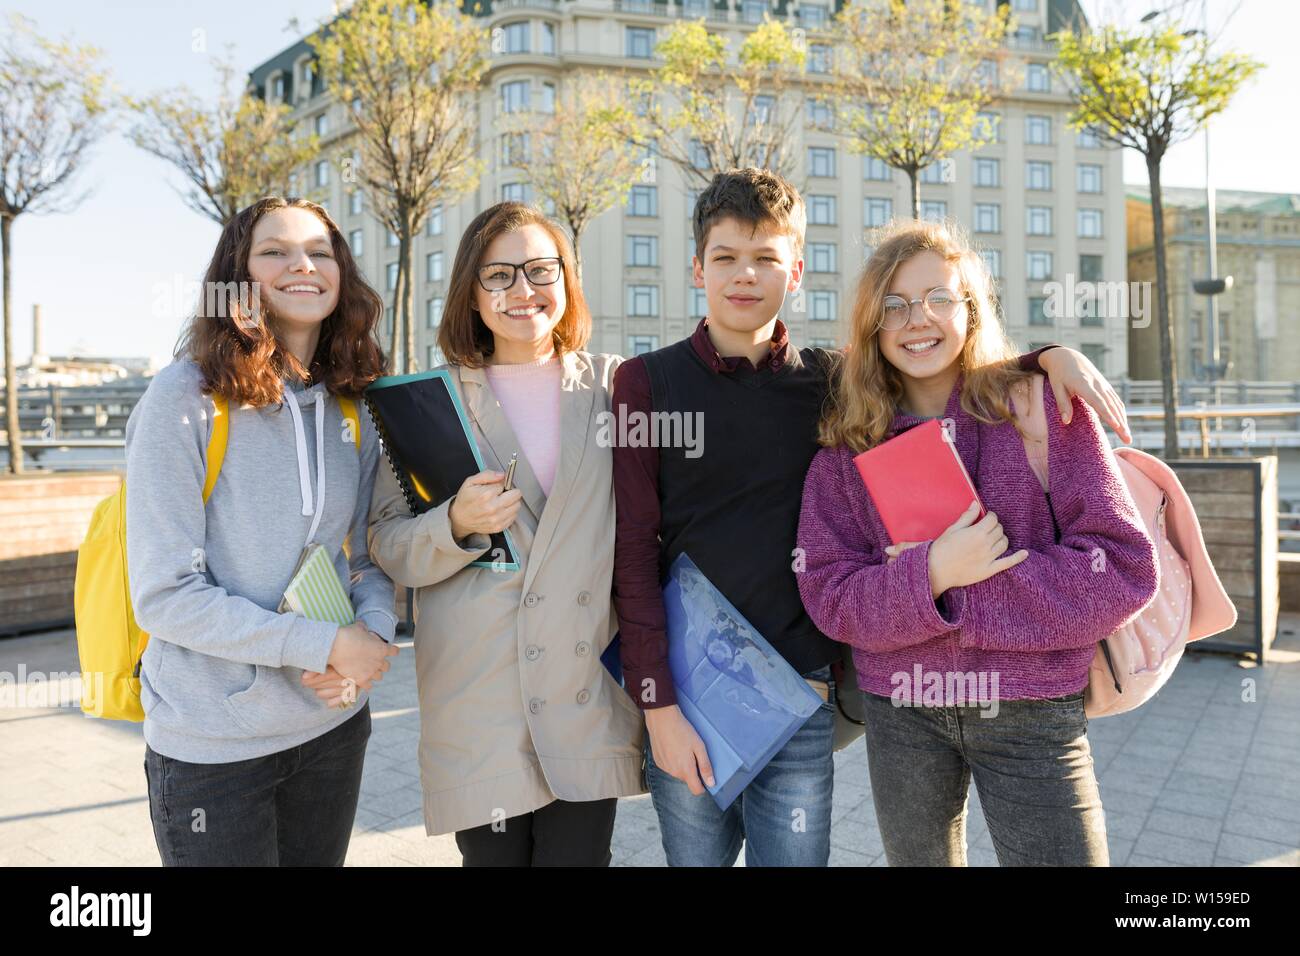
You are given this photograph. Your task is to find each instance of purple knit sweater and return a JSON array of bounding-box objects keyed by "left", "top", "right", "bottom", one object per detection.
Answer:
[{"left": 796, "top": 378, "right": 1159, "bottom": 702}]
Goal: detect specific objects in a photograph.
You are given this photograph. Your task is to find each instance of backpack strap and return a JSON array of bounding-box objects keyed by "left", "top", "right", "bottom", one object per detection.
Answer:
[
  {"left": 202, "top": 394, "right": 230, "bottom": 504},
  {"left": 338, "top": 396, "right": 361, "bottom": 451}
]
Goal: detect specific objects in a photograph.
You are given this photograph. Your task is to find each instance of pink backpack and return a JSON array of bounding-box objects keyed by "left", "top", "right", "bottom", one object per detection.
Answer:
[{"left": 1010, "top": 375, "right": 1237, "bottom": 718}]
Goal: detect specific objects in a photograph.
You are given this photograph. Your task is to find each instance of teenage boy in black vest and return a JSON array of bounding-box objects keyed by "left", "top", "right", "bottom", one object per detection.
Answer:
[{"left": 612, "top": 167, "right": 1131, "bottom": 867}]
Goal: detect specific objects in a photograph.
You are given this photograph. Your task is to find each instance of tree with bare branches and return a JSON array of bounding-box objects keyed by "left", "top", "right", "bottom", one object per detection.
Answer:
[
  {"left": 0, "top": 14, "right": 114, "bottom": 474},
  {"left": 310, "top": 0, "right": 489, "bottom": 374}
]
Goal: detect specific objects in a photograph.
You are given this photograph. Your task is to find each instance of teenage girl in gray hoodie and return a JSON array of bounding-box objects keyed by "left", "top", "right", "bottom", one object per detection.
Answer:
[{"left": 126, "top": 197, "right": 399, "bottom": 866}]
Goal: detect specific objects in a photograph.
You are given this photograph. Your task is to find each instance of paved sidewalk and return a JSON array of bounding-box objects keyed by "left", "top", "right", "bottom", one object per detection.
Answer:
[{"left": 2, "top": 619, "right": 1298, "bottom": 867}]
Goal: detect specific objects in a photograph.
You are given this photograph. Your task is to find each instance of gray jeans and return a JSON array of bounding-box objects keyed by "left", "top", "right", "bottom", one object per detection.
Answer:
[{"left": 861, "top": 690, "right": 1108, "bottom": 866}]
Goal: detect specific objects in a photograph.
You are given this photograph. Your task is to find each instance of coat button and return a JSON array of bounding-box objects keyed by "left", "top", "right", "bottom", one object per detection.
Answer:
[
  {"left": 524, "top": 592, "right": 540, "bottom": 608},
  {"left": 576, "top": 689, "right": 591, "bottom": 705},
  {"left": 528, "top": 698, "right": 544, "bottom": 714},
  {"left": 577, "top": 591, "right": 591, "bottom": 606},
  {"left": 525, "top": 645, "right": 541, "bottom": 661},
  {"left": 575, "top": 641, "right": 590, "bottom": 657}
]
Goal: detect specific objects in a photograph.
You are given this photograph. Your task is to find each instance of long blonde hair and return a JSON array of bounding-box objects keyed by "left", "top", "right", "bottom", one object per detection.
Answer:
[{"left": 819, "top": 219, "right": 1030, "bottom": 453}]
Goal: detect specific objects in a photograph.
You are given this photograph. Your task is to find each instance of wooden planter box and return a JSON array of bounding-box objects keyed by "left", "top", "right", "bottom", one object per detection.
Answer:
[
  {"left": 0, "top": 471, "right": 122, "bottom": 636},
  {"left": 1171, "top": 457, "right": 1280, "bottom": 661}
]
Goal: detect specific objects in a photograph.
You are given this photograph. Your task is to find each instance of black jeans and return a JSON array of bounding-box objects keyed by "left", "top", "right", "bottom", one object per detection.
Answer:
[
  {"left": 454, "top": 797, "right": 619, "bottom": 867},
  {"left": 143, "top": 703, "right": 371, "bottom": 866}
]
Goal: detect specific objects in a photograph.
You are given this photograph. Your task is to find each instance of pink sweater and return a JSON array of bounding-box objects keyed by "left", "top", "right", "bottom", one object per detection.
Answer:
[
  {"left": 484, "top": 356, "right": 562, "bottom": 495},
  {"left": 795, "top": 380, "right": 1160, "bottom": 702}
]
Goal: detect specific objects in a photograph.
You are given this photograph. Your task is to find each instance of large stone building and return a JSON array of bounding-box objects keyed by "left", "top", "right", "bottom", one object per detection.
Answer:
[
  {"left": 249, "top": 0, "right": 1127, "bottom": 373},
  {"left": 1127, "top": 185, "right": 1300, "bottom": 383}
]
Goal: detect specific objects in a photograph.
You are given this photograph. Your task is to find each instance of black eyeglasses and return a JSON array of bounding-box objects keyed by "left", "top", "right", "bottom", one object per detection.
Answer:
[{"left": 476, "top": 256, "right": 564, "bottom": 292}]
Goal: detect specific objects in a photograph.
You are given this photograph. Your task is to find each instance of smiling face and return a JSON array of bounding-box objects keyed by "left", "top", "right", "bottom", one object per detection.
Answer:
[
  {"left": 246, "top": 206, "right": 341, "bottom": 334},
  {"left": 693, "top": 216, "right": 803, "bottom": 336},
  {"left": 472, "top": 223, "right": 567, "bottom": 361},
  {"left": 877, "top": 250, "right": 969, "bottom": 383}
]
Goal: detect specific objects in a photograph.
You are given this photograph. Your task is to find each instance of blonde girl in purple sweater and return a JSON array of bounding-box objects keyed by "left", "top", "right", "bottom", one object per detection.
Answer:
[{"left": 795, "top": 220, "right": 1158, "bottom": 866}]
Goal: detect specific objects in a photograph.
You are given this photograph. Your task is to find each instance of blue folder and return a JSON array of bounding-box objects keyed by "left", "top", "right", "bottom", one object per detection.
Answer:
[{"left": 662, "top": 553, "right": 822, "bottom": 810}]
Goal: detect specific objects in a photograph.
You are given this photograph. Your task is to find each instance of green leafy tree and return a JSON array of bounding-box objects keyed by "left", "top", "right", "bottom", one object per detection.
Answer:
[
  {"left": 825, "top": 0, "right": 1014, "bottom": 220},
  {"left": 0, "top": 14, "right": 113, "bottom": 474},
  {"left": 310, "top": 0, "right": 489, "bottom": 374},
  {"left": 1054, "top": 21, "right": 1261, "bottom": 458}
]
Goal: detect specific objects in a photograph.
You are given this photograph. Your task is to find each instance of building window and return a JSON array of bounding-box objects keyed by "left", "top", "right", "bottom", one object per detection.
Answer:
[
  {"left": 1077, "top": 163, "right": 1103, "bottom": 194},
  {"left": 386, "top": 229, "right": 399, "bottom": 248},
  {"left": 1026, "top": 160, "right": 1052, "bottom": 191},
  {"left": 1028, "top": 296, "right": 1051, "bottom": 326},
  {"left": 688, "top": 286, "right": 707, "bottom": 318},
  {"left": 980, "top": 247, "right": 1002, "bottom": 278},
  {"left": 542, "top": 22, "right": 556, "bottom": 55},
  {"left": 426, "top": 204, "right": 443, "bottom": 236},
  {"left": 973, "top": 157, "right": 1000, "bottom": 187},
  {"left": 501, "top": 79, "right": 530, "bottom": 113},
  {"left": 501, "top": 132, "right": 530, "bottom": 167},
  {"left": 349, "top": 229, "right": 363, "bottom": 256},
  {"left": 742, "top": 0, "right": 767, "bottom": 24},
  {"left": 807, "top": 43, "right": 832, "bottom": 74},
  {"left": 809, "top": 290, "right": 838, "bottom": 321},
  {"left": 976, "top": 110, "right": 1001, "bottom": 142},
  {"left": 809, "top": 194, "right": 837, "bottom": 225},
  {"left": 270, "top": 73, "right": 286, "bottom": 102},
  {"left": 349, "top": 191, "right": 363, "bottom": 215},
  {"left": 920, "top": 163, "right": 944, "bottom": 185},
  {"left": 1077, "top": 208, "right": 1103, "bottom": 238},
  {"left": 1025, "top": 115, "right": 1052, "bottom": 145},
  {"left": 1026, "top": 250, "right": 1053, "bottom": 280},
  {"left": 502, "top": 182, "right": 530, "bottom": 203},
  {"left": 974, "top": 203, "right": 1000, "bottom": 234},
  {"left": 427, "top": 297, "right": 444, "bottom": 329},
  {"left": 502, "top": 21, "right": 530, "bottom": 53},
  {"left": 749, "top": 94, "right": 775, "bottom": 126},
  {"left": 864, "top": 197, "right": 893, "bottom": 228},
  {"left": 864, "top": 157, "right": 892, "bottom": 181},
  {"left": 314, "top": 112, "right": 328, "bottom": 136},
  {"left": 689, "top": 138, "right": 710, "bottom": 170},
  {"left": 921, "top": 200, "right": 947, "bottom": 222},
  {"left": 805, "top": 97, "right": 833, "bottom": 129},
  {"left": 1027, "top": 205, "right": 1053, "bottom": 236},
  {"left": 629, "top": 335, "right": 660, "bottom": 356},
  {"left": 627, "top": 185, "right": 658, "bottom": 217},
  {"left": 626, "top": 234, "right": 659, "bottom": 267},
  {"left": 1079, "top": 253, "right": 1104, "bottom": 283},
  {"left": 426, "top": 251, "right": 444, "bottom": 282},
  {"left": 1026, "top": 63, "right": 1051, "bottom": 93},
  {"left": 808, "top": 242, "right": 838, "bottom": 273},
  {"left": 314, "top": 160, "right": 329, "bottom": 187},
  {"left": 1081, "top": 343, "right": 1106, "bottom": 367},
  {"left": 627, "top": 284, "right": 659, "bottom": 317},
  {"left": 1014, "top": 0, "right": 1038, "bottom": 11},
  {"left": 626, "top": 27, "right": 655, "bottom": 59},
  {"left": 386, "top": 262, "right": 398, "bottom": 291},
  {"left": 1077, "top": 127, "right": 1102, "bottom": 148},
  {"left": 427, "top": 344, "right": 445, "bottom": 368},
  {"left": 808, "top": 146, "right": 837, "bottom": 178},
  {"left": 540, "top": 82, "right": 556, "bottom": 113},
  {"left": 1079, "top": 289, "right": 1104, "bottom": 327},
  {"left": 799, "top": 3, "right": 829, "bottom": 29}
]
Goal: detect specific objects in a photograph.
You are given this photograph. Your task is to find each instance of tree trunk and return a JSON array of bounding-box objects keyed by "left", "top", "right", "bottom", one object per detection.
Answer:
[
  {"left": 1147, "top": 153, "right": 1180, "bottom": 460},
  {"left": 401, "top": 212, "right": 416, "bottom": 374},
  {"left": 2, "top": 216, "right": 23, "bottom": 475},
  {"left": 387, "top": 238, "right": 402, "bottom": 376},
  {"left": 570, "top": 222, "right": 584, "bottom": 286},
  {"left": 908, "top": 168, "right": 921, "bottom": 221}
]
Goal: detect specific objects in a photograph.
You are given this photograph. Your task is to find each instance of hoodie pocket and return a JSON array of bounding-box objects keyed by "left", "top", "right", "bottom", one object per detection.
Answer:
[{"left": 222, "top": 664, "right": 347, "bottom": 737}]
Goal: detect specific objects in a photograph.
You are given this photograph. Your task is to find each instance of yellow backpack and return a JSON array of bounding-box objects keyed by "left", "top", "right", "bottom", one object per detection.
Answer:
[{"left": 74, "top": 393, "right": 361, "bottom": 721}]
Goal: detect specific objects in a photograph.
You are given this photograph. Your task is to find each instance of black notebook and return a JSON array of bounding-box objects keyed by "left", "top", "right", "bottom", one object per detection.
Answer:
[{"left": 364, "top": 369, "right": 520, "bottom": 571}]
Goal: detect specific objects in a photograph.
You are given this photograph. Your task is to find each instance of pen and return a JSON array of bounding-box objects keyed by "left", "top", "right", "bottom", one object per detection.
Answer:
[{"left": 502, "top": 453, "right": 518, "bottom": 492}]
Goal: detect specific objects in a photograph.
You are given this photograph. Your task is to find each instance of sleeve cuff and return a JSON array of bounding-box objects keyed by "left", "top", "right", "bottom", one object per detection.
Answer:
[
  {"left": 432, "top": 496, "right": 491, "bottom": 555},
  {"left": 623, "top": 664, "right": 678, "bottom": 710},
  {"left": 358, "top": 608, "right": 398, "bottom": 644},
  {"left": 903, "top": 542, "right": 963, "bottom": 635},
  {"left": 281, "top": 617, "right": 341, "bottom": 673}
]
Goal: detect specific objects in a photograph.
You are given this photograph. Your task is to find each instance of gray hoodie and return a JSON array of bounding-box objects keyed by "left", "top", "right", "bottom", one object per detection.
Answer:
[{"left": 125, "top": 358, "right": 396, "bottom": 763}]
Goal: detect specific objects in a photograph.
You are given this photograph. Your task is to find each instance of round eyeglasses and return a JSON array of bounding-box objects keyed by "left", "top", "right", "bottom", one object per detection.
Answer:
[
  {"left": 880, "top": 287, "right": 971, "bottom": 331},
  {"left": 476, "top": 256, "right": 564, "bottom": 292}
]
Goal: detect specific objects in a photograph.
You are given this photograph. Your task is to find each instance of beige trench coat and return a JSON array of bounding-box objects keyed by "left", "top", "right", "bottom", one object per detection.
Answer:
[{"left": 367, "top": 350, "right": 646, "bottom": 835}]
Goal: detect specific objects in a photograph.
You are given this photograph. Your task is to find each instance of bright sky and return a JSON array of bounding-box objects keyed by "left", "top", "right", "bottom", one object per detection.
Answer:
[{"left": 0, "top": 0, "right": 1286, "bottom": 365}]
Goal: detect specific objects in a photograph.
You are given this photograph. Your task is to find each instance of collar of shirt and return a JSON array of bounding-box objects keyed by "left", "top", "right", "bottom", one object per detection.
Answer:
[{"left": 690, "top": 316, "right": 791, "bottom": 374}]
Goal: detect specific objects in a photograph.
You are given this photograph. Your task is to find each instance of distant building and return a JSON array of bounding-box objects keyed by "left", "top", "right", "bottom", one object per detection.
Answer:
[
  {"left": 1, "top": 306, "right": 157, "bottom": 389},
  {"left": 1127, "top": 185, "right": 1300, "bottom": 382}
]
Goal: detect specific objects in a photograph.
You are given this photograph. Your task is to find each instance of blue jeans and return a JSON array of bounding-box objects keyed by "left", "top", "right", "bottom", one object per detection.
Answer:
[{"left": 645, "top": 665, "right": 836, "bottom": 867}]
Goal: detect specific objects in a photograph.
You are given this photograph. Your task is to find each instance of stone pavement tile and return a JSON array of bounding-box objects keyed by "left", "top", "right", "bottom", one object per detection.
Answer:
[
  {"left": 828, "top": 844, "right": 873, "bottom": 867},
  {"left": 1108, "top": 837, "right": 1134, "bottom": 866},
  {"left": 1098, "top": 785, "right": 1158, "bottom": 817},
  {"left": 1173, "top": 756, "right": 1246, "bottom": 782},
  {"left": 1103, "top": 810, "right": 1147, "bottom": 841},
  {"left": 1158, "top": 788, "right": 1231, "bottom": 821},
  {"left": 1096, "top": 769, "right": 1170, "bottom": 798},
  {"left": 1105, "top": 753, "right": 1178, "bottom": 779},
  {"left": 1163, "top": 770, "right": 1238, "bottom": 800},
  {"left": 1214, "top": 833, "right": 1300, "bottom": 866},
  {"left": 622, "top": 840, "right": 669, "bottom": 868},
  {"left": 1131, "top": 831, "right": 1216, "bottom": 866},
  {"left": 1220, "top": 810, "right": 1300, "bottom": 847},
  {"left": 1144, "top": 808, "right": 1223, "bottom": 844},
  {"left": 968, "top": 846, "right": 998, "bottom": 867},
  {"left": 1127, "top": 854, "right": 1179, "bottom": 867},
  {"left": 1234, "top": 770, "right": 1300, "bottom": 801},
  {"left": 831, "top": 818, "right": 883, "bottom": 859},
  {"left": 26, "top": 823, "right": 135, "bottom": 867},
  {"left": 0, "top": 845, "right": 61, "bottom": 866},
  {"left": 1230, "top": 792, "right": 1300, "bottom": 826},
  {"left": 1117, "top": 740, "right": 1185, "bottom": 764},
  {"left": 868, "top": 853, "right": 888, "bottom": 866}
]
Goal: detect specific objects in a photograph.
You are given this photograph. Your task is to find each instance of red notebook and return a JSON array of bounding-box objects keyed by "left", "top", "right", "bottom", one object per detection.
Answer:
[{"left": 852, "top": 419, "right": 985, "bottom": 545}]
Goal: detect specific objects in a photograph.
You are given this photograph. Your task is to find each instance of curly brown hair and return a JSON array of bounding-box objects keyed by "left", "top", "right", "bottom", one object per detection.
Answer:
[{"left": 175, "top": 196, "right": 387, "bottom": 405}]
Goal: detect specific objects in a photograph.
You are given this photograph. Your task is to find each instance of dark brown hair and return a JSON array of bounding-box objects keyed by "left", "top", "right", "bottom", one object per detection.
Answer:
[
  {"left": 176, "top": 196, "right": 387, "bottom": 405},
  {"left": 437, "top": 201, "right": 591, "bottom": 367},
  {"left": 692, "top": 167, "right": 807, "bottom": 259}
]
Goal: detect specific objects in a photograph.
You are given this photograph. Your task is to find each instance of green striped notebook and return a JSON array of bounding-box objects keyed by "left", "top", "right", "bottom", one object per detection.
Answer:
[{"left": 277, "top": 543, "right": 355, "bottom": 625}]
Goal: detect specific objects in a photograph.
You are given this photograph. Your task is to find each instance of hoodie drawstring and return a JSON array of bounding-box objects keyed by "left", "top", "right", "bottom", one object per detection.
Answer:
[{"left": 284, "top": 391, "right": 327, "bottom": 547}]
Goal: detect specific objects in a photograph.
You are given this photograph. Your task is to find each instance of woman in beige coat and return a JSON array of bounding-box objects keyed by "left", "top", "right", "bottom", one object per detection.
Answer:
[{"left": 366, "top": 202, "right": 645, "bottom": 866}]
